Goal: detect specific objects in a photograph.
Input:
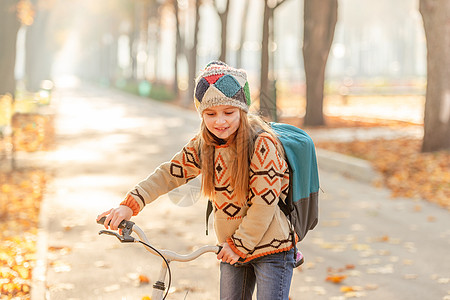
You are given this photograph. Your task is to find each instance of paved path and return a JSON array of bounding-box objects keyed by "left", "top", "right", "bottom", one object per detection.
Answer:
[{"left": 31, "top": 85, "right": 449, "bottom": 300}]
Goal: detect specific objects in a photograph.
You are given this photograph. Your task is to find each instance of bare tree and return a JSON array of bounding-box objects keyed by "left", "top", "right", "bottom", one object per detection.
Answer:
[
  {"left": 25, "top": 0, "right": 54, "bottom": 92},
  {"left": 0, "top": 0, "right": 21, "bottom": 96},
  {"left": 127, "top": 1, "right": 141, "bottom": 81},
  {"left": 419, "top": 0, "right": 450, "bottom": 151},
  {"left": 185, "top": 0, "right": 201, "bottom": 106},
  {"left": 138, "top": 0, "right": 151, "bottom": 80},
  {"left": 212, "top": 0, "right": 230, "bottom": 62},
  {"left": 302, "top": 0, "right": 338, "bottom": 126},
  {"left": 259, "top": 0, "right": 288, "bottom": 120},
  {"left": 236, "top": 0, "right": 249, "bottom": 68},
  {"left": 172, "top": 0, "right": 183, "bottom": 96},
  {"left": 148, "top": 1, "right": 162, "bottom": 82}
]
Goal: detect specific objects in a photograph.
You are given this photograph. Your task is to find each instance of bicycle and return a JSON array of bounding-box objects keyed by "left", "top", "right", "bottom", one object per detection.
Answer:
[{"left": 96, "top": 216, "right": 221, "bottom": 300}]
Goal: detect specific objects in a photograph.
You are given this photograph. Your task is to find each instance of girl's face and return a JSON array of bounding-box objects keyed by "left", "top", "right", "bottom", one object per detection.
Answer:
[{"left": 203, "top": 105, "right": 240, "bottom": 141}]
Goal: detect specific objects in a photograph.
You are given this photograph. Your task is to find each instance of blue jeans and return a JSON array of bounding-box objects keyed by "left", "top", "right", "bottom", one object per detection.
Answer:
[{"left": 219, "top": 248, "right": 295, "bottom": 300}]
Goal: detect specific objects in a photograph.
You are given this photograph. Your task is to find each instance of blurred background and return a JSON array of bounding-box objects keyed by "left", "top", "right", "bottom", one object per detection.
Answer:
[
  {"left": 0, "top": 0, "right": 449, "bottom": 299},
  {"left": 1, "top": 0, "right": 430, "bottom": 111},
  {"left": 2, "top": 0, "right": 448, "bottom": 141}
]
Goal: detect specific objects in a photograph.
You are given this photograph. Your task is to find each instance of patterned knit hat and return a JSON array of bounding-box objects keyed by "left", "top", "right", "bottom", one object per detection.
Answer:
[{"left": 194, "top": 61, "right": 251, "bottom": 115}]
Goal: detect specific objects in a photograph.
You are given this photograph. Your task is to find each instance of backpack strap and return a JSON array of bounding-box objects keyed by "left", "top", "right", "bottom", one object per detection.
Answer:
[{"left": 206, "top": 199, "right": 214, "bottom": 235}]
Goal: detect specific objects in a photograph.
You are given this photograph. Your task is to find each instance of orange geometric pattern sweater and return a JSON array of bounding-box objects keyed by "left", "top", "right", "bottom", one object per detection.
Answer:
[{"left": 122, "top": 132, "right": 294, "bottom": 262}]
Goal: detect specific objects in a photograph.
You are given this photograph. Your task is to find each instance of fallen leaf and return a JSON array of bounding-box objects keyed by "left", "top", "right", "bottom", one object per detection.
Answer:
[
  {"left": 402, "top": 259, "right": 413, "bottom": 265},
  {"left": 359, "top": 258, "right": 381, "bottom": 266},
  {"left": 352, "top": 244, "right": 371, "bottom": 251},
  {"left": 50, "top": 260, "right": 71, "bottom": 273},
  {"left": 427, "top": 216, "right": 436, "bottom": 222},
  {"left": 366, "top": 264, "right": 394, "bottom": 274},
  {"left": 437, "top": 277, "right": 450, "bottom": 284},
  {"left": 340, "top": 286, "right": 356, "bottom": 292},
  {"left": 48, "top": 246, "right": 72, "bottom": 255},
  {"left": 48, "top": 283, "right": 75, "bottom": 292},
  {"left": 378, "top": 235, "right": 389, "bottom": 242},
  {"left": 404, "top": 274, "right": 418, "bottom": 280},
  {"left": 343, "top": 291, "right": 366, "bottom": 298},
  {"left": 364, "top": 283, "right": 379, "bottom": 290},
  {"left": 326, "top": 275, "right": 347, "bottom": 284},
  {"left": 321, "top": 220, "right": 341, "bottom": 227},
  {"left": 345, "top": 264, "right": 355, "bottom": 270},
  {"left": 139, "top": 274, "right": 150, "bottom": 284}
]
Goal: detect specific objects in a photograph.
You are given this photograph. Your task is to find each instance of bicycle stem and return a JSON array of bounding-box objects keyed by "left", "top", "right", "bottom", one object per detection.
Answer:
[{"left": 152, "top": 260, "right": 170, "bottom": 300}]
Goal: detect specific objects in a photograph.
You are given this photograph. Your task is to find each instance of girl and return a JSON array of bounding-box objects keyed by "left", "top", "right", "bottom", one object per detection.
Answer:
[{"left": 98, "top": 61, "right": 299, "bottom": 299}]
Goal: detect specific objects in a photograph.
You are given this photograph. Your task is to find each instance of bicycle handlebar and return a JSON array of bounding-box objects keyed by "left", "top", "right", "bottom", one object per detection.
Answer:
[
  {"left": 97, "top": 217, "right": 222, "bottom": 262},
  {"left": 97, "top": 216, "right": 222, "bottom": 300},
  {"left": 97, "top": 217, "right": 135, "bottom": 242},
  {"left": 96, "top": 216, "right": 134, "bottom": 230}
]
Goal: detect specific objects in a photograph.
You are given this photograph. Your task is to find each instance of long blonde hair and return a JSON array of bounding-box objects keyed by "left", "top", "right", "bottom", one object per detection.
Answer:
[{"left": 196, "top": 111, "right": 284, "bottom": 205}]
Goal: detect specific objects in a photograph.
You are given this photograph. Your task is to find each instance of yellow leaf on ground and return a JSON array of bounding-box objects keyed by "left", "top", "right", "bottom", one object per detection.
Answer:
[{"left": 341, "top": 286, "right": 355, "bottom": 292}]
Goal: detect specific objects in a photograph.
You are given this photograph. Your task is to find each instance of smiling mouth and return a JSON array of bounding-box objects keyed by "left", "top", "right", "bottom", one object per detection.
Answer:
[{"left": 215, "top": 127, "right": 229, "bottom": 131}]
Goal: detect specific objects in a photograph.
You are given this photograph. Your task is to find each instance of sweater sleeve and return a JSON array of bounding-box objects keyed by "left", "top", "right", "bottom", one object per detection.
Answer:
[
  {"left": 127, "top": 137, "right": 201, "bottom": 212},
  {"left": 120, "top": 194, "right": 140, "bottom": 216},
  {"left": 229, "top": 133, "right": 288, "bottom": 256}
]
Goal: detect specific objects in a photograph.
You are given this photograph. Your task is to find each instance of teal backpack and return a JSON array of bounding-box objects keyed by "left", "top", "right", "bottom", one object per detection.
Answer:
[{"left": 205, "top": 122, "right": 319, "bottom": 243}]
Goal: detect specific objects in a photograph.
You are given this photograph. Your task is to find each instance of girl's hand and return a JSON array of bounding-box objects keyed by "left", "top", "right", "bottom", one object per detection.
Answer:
[
  {"left": 97, "top": 205, "right": 133, "bottom": 231},
  {"left": 217, "top": 242, "right": 241, "bottom": 265}
]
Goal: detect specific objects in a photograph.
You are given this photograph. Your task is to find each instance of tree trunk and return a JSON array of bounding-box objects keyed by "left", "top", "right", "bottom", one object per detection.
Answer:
[
  {"left": 0, "top": 1, "right": 21, "bottom": 96},
  {"left": 259, "top": 0, "right": 287, "bottom": 120},
  {"left": 259, "top": 1, "right": 272, "bottom": 118},
  {"left": 236, "top": 0, "right": 249, "bottom": 68},
  {"left": 25, "top": 2, "right": 53, "bottom": 92},
  {"left": 215, "top": 0, "right": 230, "bottom": 62},
  {"left": 173, "top": 0, "right": 182, "bottom": 96},
  {"left": 129, "top": 2, "right": 139, "bottom": 80},
  {"left": 419, "top": 0, "right": 450, "bottom": 152},
  {"left": 139, "top": 0, "right": 150, "bottom": 80},
  {"left": 150, "top": 2, "right": 161, "bottom": 83},
  {"left": 185, "top": 0, "right": 200, "bottom": 107},
  {"left": 302, "top": 0, "right": 338, "bottom": 126}
]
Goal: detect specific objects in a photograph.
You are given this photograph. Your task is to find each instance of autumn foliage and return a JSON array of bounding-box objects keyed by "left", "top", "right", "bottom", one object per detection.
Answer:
[
  {"left": 281, "top": 115, "right": 450, "bottom": 209},
  {"left": 12, "top": 113, "right": 54, "bottom": 152},
  {"left": 316, "top": 138, "right": 450, "bottom": 209},
  {"left": 1, "top": 107, "right": 52, "bottom": 298},
  {"left": 0, "top": 169, "right": 49, "bottom": 299}
]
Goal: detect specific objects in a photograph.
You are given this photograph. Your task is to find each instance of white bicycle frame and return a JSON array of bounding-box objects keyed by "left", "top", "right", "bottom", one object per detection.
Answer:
[{"left": 100, "top": 222, "right": 220, "bottom": 300}]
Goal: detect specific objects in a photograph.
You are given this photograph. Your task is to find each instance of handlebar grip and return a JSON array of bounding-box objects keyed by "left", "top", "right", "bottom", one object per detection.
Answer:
[{"left": 97, "top": 216, "right": 128, "bottom": 229}]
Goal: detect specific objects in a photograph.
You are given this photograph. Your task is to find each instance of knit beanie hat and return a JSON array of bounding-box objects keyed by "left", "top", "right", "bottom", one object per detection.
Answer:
[{"left": 194, "top": 61, "right": 251, "bottom": 115}]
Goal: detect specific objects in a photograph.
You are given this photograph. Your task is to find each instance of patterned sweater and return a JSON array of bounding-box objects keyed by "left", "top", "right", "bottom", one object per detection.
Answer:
[{"left": 124, "top": 132, "right": 294, "bottom": 262}]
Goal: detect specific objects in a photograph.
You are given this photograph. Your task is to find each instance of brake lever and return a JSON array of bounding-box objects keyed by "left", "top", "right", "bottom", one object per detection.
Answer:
[
  {"left": 97, "top": 217, "right": 135, "bottom": 243},
  {"left": 98, "top": 229, "right": 135, "bottom": 243}
]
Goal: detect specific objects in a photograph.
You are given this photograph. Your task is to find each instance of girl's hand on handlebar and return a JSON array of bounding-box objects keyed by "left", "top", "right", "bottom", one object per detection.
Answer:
[
  {"left": 97, "top": 205, "right": 133, "bottom": 231},
  {"left": 217, "top": 242, "right": 240, "bottom": 265}
]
